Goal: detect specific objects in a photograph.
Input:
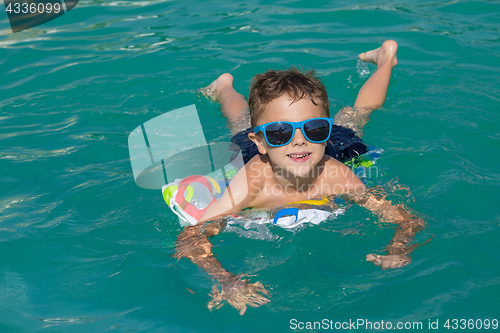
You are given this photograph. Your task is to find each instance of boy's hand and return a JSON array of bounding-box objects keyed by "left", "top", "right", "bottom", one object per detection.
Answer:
[
  {"left": 366, "top": 253, "right": 411, "bottom": 270},
  {"left": 207, "top": 277, "right": 270, "bottom": 315}
]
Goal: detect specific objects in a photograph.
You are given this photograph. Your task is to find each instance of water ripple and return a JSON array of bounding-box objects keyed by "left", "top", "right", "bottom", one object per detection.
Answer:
[{"left": 34, "top": 307, "right": 141, "bottom": 328}]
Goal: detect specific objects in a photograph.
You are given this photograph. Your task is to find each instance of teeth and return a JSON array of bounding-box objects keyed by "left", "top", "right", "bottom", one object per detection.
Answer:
[{"left": 289, "top": 153, "right": 309, "bottom": 158}]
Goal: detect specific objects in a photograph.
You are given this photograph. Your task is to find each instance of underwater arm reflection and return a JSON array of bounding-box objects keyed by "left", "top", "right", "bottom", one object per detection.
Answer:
[
  {"left": 173, "top": 219, "right": 270, "bottom": 315},
  {"left": 349, "top": 188, "right": 428, "bottom": 270},
  {"left": 174, "top": 219, "right": 231, "bottom": 281}
]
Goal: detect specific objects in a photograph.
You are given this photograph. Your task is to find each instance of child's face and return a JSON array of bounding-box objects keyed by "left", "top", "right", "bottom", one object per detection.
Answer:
[{"left": 249, "top": 94, "right": 328, "bottom": 178}]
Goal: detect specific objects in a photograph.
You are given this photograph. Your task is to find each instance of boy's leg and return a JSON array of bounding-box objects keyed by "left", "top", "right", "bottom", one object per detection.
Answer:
[
  {"left": 334, "top": 40, "right": 398, "bottom": 137},
  {"left": 200, "top": 73, "right": 251, "bottom": 136}
]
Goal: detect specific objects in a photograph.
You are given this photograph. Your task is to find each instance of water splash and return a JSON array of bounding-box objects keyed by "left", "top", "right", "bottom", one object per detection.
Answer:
[{"left": 347, "top": 60, "right": 374, "bottom": 89}]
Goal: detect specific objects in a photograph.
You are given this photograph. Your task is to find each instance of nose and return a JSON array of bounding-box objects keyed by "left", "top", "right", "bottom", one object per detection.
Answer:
[{"left": 291, "top": 127, "right": 307, "bottom": 146}]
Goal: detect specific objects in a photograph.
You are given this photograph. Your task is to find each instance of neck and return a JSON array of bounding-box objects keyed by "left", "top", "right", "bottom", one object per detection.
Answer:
[{"left": 270, "top": 159, "right": 326, "bottom": 196}]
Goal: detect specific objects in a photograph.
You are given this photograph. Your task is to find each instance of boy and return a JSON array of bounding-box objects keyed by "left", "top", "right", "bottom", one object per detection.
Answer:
[{"left": 174, "top": 40, "right": 425, "bottom": 315}]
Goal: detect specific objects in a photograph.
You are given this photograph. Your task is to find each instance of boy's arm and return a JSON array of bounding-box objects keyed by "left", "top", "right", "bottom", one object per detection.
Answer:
[
  {"left": 173, "top": 219, "right": 269, "bottom": 315},
  {"left": 173, "top": 161, "right": 269, "bottom": 314},
  {"left": 347, "top": 188, "right": 427, "bottom": 270},
  {"left": 200, "top": 159, "right": 262, "bottom": 222}
]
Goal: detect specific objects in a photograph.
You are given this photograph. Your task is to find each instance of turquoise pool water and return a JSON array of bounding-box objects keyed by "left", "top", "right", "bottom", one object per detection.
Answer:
[{"left": 1, "top": 0, "right": 500, "bottom": 331}]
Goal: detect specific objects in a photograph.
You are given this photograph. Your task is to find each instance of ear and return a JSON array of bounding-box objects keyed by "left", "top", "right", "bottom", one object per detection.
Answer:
[{"left": 248, "top": 132, "right": 268, "bottom": 155}]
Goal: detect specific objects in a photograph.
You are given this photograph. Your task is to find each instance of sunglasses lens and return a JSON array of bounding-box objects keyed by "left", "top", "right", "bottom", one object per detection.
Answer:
[
  {"left": 304, "top": 119, "right": 330, "bottom": 142},
  {"left": 265, "top": 123, "right": 293, "bottom": 146}
]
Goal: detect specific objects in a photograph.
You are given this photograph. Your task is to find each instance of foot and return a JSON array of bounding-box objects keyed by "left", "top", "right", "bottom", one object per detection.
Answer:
[
  {"left": 358, "top": 40, "right": 398, "bottom": 68},
  {"left": 199, "top": 73, "right": 235, "bottom": 102}
]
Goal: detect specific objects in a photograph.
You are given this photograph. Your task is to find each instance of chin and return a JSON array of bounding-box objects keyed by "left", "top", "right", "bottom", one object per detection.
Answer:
[{"left": 283, "top": 165, "right": 314, "bottom": 178}]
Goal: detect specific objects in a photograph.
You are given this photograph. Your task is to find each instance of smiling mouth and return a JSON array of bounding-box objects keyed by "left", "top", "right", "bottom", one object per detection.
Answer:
[{"left": 287, "top": 153, "right": 311, "bottom": 159}]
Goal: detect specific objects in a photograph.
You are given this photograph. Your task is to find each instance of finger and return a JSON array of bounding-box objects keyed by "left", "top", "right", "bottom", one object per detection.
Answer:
[
  {"left": 382, "top": 257, "right": 392, "bottom": 270},
  {"left": 248, "top": 291, "right": 271, "bottom": 306},
  {"left": 249, "top": 298, "right": 270, "bottom": 307},
  {"left": 366, "top": 254, "right": 382, "bottom": 266},
  {"left": 383, "top": 255, "right": 410, "bottom": 270},
  {"left": 238, "top": 304, "right": 247, "bottom": 316},
  {"left": 385, "top": 255, "right": 405, "bottom": 270},
  {"left": 257, "top": 296, "right": 270, "bottom": 304},
  {"left": 397, "top": 256, "right": 411, "bottom": 268}
]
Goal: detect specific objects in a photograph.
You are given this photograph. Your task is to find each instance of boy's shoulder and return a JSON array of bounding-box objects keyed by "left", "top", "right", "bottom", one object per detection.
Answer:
[
  {"left": 226, "top": 153, "right": 270, "bottom": 195},
  {"left": 322, "top": 155, "right": 355, "bottom": 179},
  {"left": 319, "top": 155, "right": 365, "bottom": 195},
  {"left": 240, "top": 153, "right": 273, "bottom": 188}
]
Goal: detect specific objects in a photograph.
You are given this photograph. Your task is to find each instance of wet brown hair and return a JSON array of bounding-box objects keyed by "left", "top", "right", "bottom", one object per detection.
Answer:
[{"left": 248, "top": 67, "right": 329, "bottom": 127}]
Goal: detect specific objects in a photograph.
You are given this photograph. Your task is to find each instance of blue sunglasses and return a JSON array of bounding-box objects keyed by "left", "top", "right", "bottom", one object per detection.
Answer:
[{"left": 253, "top": 117, "right": 334, "bottom": 147}]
